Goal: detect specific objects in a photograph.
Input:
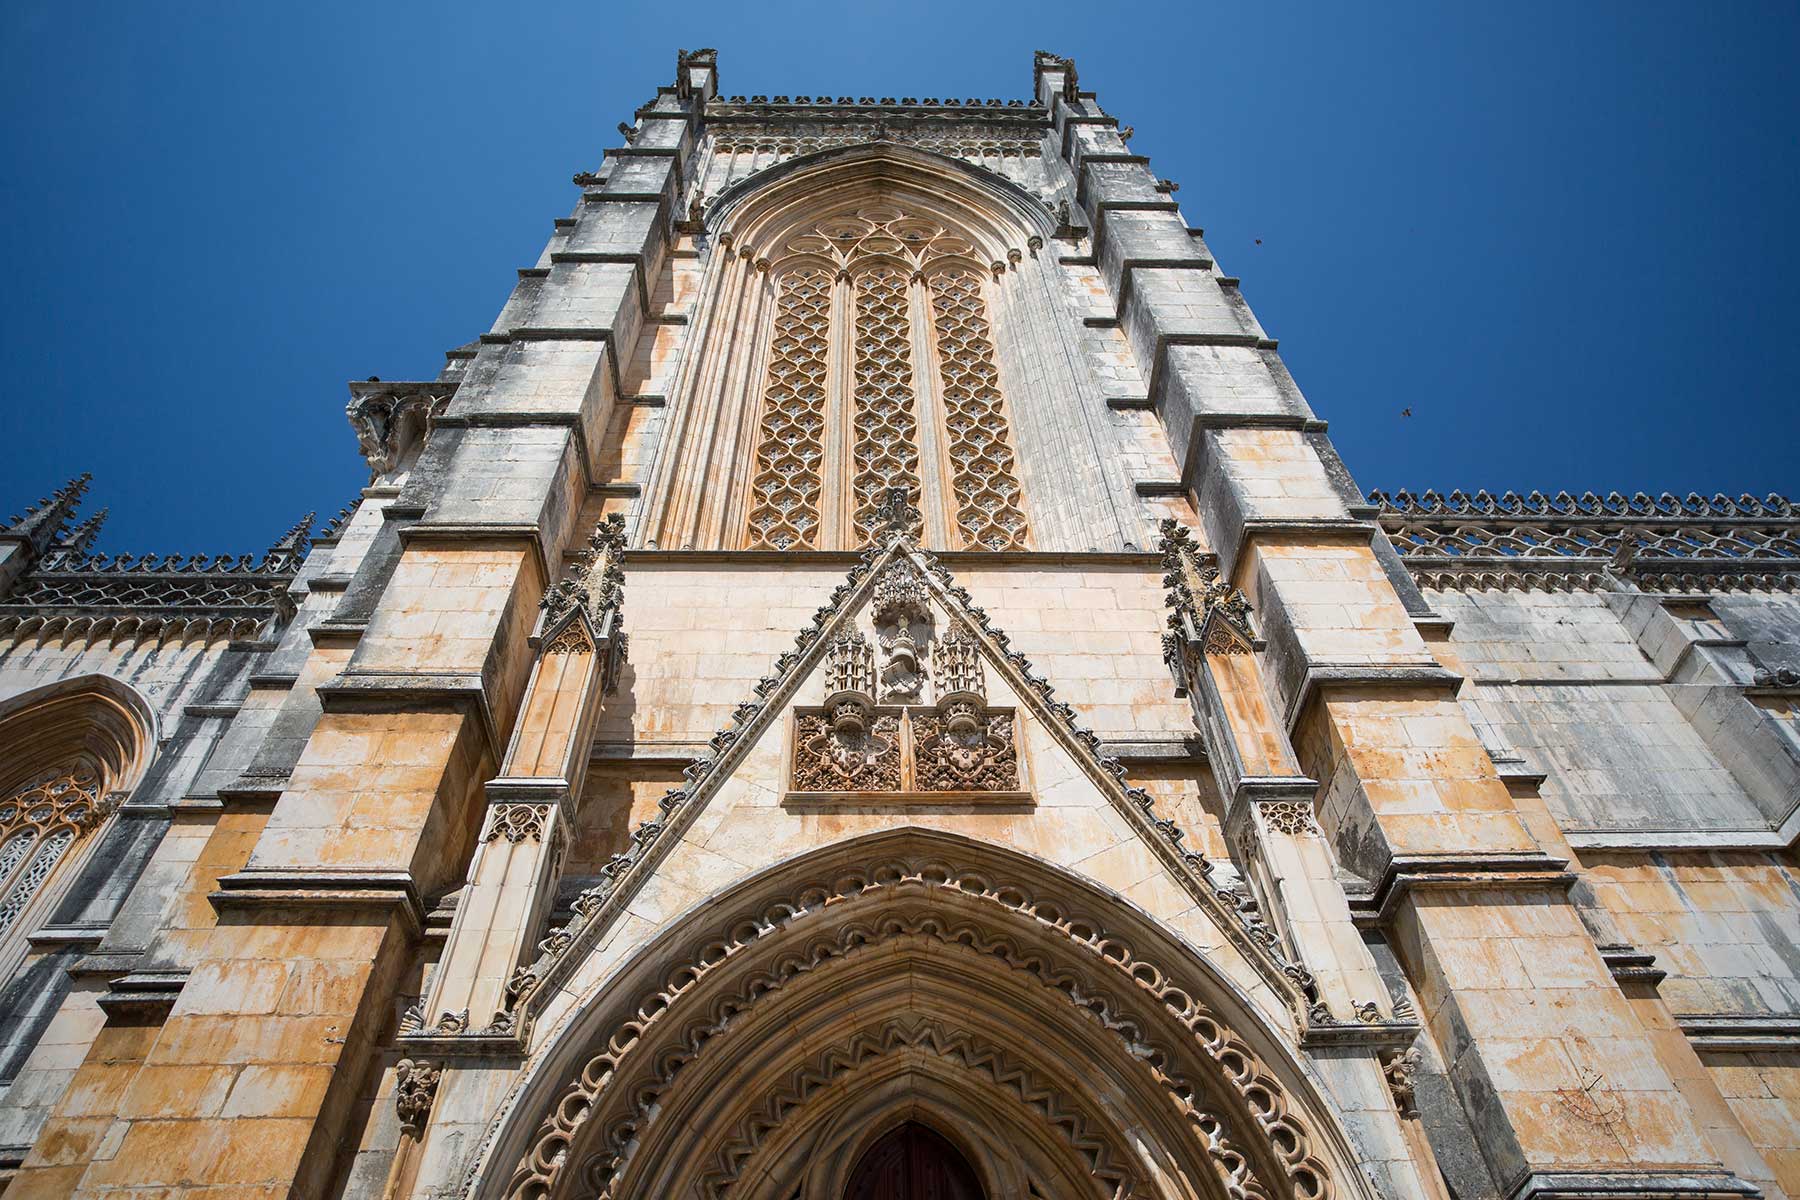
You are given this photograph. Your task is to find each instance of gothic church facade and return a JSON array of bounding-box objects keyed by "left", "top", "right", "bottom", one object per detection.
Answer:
[{"left": 0, "top": 47, "right": 1796, "bottom": 1200}]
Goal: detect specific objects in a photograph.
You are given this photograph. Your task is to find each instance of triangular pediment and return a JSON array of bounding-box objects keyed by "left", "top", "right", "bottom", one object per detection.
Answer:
[{"left": 504, "top": 521, "right": 1319, "bottom": 1041}]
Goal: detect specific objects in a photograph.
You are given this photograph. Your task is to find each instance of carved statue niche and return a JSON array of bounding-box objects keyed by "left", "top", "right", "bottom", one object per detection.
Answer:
[{"left": 870, "top": 560, "right": 932, "bottom": 703}]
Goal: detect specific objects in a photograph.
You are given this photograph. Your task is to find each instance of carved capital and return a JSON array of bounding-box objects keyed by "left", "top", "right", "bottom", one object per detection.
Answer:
[{"left": 394, "top": 1057, "right": 442, "bottom": 1133}]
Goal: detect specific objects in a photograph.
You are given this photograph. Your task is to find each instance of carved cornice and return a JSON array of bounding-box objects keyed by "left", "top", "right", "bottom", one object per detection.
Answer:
[{"left": 1371, "top": 488, "right": 1800, "bottom": 593}]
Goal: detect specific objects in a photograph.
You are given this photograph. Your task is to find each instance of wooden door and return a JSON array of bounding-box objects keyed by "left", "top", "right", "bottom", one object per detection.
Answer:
[{"left": 844, "top": 1121, "right": 985, "bottom": 1200}]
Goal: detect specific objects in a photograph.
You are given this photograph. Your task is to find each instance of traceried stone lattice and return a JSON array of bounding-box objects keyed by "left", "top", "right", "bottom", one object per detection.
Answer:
[
  {"left": 0, "top": 765, "right": 110, "bottom": 940},
  {"left": 850, "top": 266, "right": 922, "bottom": 542},
  {"left": 927, "top": 268, "right": 1030, "bottom": 550},
  {"left": 745, "top": 268, "right": 832, "bottom": 549}
]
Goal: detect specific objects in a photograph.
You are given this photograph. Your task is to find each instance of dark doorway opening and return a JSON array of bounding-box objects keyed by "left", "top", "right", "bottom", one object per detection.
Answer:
[{"left": 844, "top": 1120, "right": 986, "bottom": 1200}]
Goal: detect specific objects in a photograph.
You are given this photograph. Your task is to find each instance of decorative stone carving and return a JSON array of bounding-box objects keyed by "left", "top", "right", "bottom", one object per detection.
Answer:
[
  {"left": 540, "top": 514, "right": 629, "bottom": 694},
  {"left": 1382, "top": 1048, "right": 1419, "bottom": 1117},
  {"left": 1258, "top": 799, "right": 1316, "bottom": 836},
  {"left": 394, "top": 1058, "right": 441, "bottom": 1134},
  {"left": 433, "top": 1008, "right": 470, "bottom": 1035},
  {"left": 870, "top": 561, "right": 930, "bottom": 702},
  {"left": 850, "top": 263, "right": 922, "bottom": 543},
  {"left": 0, "top": 488, "right": 309, "bottom": 642},
  {"left": 499, "top": 853, "right": 1328, "bottom": 1200},
  {"left": 700, "top": 1019, "right": 1141, "bottom": 1199},
  {"left": 1370, "top": 487, "right": 1800, "bottom": 593},
  {"left": 1159, "top": 519, "right": 1258, "bottom": 700},
  {"left": 792, "top": 711, "right": 901, "bottom": 793},
  {"left": 0, "top": 764, "right": 117, "bottom": 939},
  {"left": 482, "top": 803, "right": 549, "bottom": 844},
  {"left": 926, "top": 267, "right": 1030, "bottom": 550},
  {"left": 932, "top": 623, "right": 987, "bottom": 734},
  {"left": 744, "top": 267, "right": 832, "bottom": 550},
  {"left": 491, "top": 539, "right": 1321, "bottom": 1037},
  {"left": 345, "top": 380, "right": 454, "bottom": 477},
  {"left": 912, "top": 712, "right": 1018, "bottom": 791}
]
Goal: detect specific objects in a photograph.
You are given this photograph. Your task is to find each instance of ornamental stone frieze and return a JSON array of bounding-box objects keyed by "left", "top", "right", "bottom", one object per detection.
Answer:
[
  {"left": 1371, "top": 487, "right": 1800, "bottom": 592},
  {"left": 0, "top": 481, "right": 309, "bottom": 641}
]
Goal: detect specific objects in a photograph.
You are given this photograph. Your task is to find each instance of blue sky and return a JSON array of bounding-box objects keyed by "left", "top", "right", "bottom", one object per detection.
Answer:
[{"left": 2, "top": 1, "right": 1795, "bottom": 552}]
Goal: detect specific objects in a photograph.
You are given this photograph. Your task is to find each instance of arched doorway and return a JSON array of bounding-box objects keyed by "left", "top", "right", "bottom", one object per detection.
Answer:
[{"left": 845, "top": 1122, "right": 985, "bottom": 1200}]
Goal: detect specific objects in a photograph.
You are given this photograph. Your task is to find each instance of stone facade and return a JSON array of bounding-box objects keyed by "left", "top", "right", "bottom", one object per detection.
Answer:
[{"left": 0, "top": 46, "right": 1794, "bottom": 1200}]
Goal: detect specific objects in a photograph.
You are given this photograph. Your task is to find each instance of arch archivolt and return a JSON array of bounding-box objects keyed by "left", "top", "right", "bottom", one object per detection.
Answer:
[{"left": 487, "top": 833, "right": 1359, "bottom": 1200}]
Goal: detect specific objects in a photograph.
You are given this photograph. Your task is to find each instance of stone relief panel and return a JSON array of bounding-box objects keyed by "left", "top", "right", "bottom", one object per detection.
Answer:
[{"left": 787, "top": 577, "right": 1026, "bottom": 801}]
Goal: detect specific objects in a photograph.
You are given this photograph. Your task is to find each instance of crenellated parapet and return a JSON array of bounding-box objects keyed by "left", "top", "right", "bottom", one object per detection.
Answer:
[{"left": 1372, "top": 488, "right": 1800, "bottom": 592}]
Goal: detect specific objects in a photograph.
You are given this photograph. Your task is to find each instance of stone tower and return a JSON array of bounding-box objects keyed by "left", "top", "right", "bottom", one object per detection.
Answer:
[{"left": 0, "top": 47, "right": 1797, "bottom": 1200}]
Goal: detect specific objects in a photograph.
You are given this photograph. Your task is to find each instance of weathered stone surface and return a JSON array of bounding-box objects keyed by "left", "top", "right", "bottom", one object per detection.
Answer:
[{"left": 0, "top": 44, "right": 1793, "bottom": 1200}]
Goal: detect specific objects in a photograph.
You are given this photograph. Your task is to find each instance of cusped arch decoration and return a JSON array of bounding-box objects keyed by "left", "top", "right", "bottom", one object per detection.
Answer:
[
  {"left": 705, "top": 141, "right": 1057, "bottom": 264},
  {"left": 0, "top": 674, "right": 153, "bottom": 957},
  {"left": 641, "top": 145, "right": 1052, "bottom": 554},
  {"left": 474, "top": 829, "right": 1375, "bottom": 1200}
]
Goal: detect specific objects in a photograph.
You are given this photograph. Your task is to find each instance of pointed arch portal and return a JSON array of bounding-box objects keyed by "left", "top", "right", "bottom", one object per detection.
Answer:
[{"left": 481, "top": 828, "right": 1371, "bottom": 1200}]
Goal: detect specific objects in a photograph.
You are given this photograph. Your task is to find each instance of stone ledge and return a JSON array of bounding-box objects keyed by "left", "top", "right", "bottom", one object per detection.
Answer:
[
  {"left": 1562, "top": 828, "right": 1788, "bottom": 852},
  {"left": 394, "top": 1029, "right": 526, "bottom": 1058},
  {"left": 308, "top": 619, "right": 368, "bottom": 646},
  {"left": 1299, "top": 1018, "right": 1421, "bottom": 1052},
  {"left": 96, "top": 969, "right": 189, "bottom": 1019},
  {"left": 317, "top": 671, "right": 500, "bottom": 762},
  {"left": 1505, "top": 1169, "right": 1757, "bottom": 1200},
  {"left": 210, "top": 869, "right": 425, "bottom": 937},
  {"left": 1596, "top": 942, "right": 1667, "bottom": 988},
  {"left": 1350, "top": 853, "right": 1575, "bottom": 928},
  {"left": 1283, "top": 662, "right": 1464, "bottom": 732},
  {"left": 1675, "top": 1012, "right": 1800, "bottom": 1051},
  {"left": 1097, "top": 736, "right": 1205, "bottom": 764},
  {"left": 26, "top": 923, "right": 106, "bottom": 950},
  {"left": 395, "top": 521, "right": 552, "bottom": 591},
  {"left": 183, "top": 702, "right": 241, "bottom": 719}
]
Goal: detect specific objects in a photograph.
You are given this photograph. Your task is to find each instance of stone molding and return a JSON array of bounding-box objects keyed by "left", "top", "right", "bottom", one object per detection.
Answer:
[
  {"left": 1372, "top": 488, "right": 1800, "bottom": 593},
  {"left": 488, "top": 842, "right": 1341, "bottom": 1200}
]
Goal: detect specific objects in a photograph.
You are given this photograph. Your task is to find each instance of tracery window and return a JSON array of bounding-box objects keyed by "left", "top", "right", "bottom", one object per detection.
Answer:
[
  {"left": 0, "top": 765, "right": 108, "bottom": 940},
  {"left": 741, "top": 207, "right": 1032, "bottom": 551}
]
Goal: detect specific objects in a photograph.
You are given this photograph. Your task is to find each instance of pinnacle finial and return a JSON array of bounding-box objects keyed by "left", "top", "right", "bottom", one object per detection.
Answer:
[
  {"left": 3, "top": 473, "right": 93, "bottom": 552},
  {"left": 58, "top": 507, "right": 109, "bottom": 555},
  {"left": 875, "top": 487, "right": 920, "bottom": 540},
  {"left": 268, "top": 511, "right": 316, "bottom": 555}
]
